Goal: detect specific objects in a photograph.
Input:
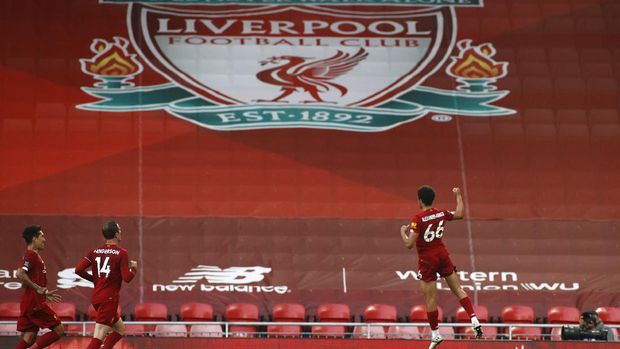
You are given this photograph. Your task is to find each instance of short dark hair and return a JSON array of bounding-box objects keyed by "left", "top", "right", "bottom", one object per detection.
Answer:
[
  {"left": 417, "top": 185, "right": 436, "bottom": 206},
  {"left": 23, "top": 225, "right": 42, "bottom": 244},
  {"left": 102, "top": 220, "right": 120, "bottom": 240}
]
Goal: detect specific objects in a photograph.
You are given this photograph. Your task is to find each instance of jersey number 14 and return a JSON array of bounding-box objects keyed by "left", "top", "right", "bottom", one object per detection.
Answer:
[
  {"left": 423, "top": 220, "right": 445, "bottom": 242},
  {"left": 95, "top": 256, "right": 111, "bottom": 278}
]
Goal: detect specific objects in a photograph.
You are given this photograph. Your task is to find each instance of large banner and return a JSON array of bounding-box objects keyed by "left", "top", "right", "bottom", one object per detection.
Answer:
[{"left": 1, "top": 0, "right": 619, "bottom": 320}]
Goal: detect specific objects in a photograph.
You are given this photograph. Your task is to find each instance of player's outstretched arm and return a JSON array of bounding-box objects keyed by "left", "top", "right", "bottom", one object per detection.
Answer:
[
  {"left": 16, "top": 268, "right": 47, "bottom": 294},
  {"left": 400, "top": 224, "right": 417, "bottom": 249},
  {"left": 452, "top": 187, "right": 464, "bottom": 220}
]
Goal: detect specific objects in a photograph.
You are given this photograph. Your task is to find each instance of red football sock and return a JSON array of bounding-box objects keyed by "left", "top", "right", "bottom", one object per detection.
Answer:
[
  {"left": 101, "top": 331, "right": 123, "bottom": 349},
  {"left": 459, "top": 296, "right": 477, "bottom": 318},
  {"left": 85, "top": 338, "right": 103, "bottom": 349},
  {"left": 13, "top": 340, "right": 29, "bottom": 349},
  {"left": 427, "top": 310, "right": 439, "bottom": 330},
  {"left": 28, "top": 331, "right": 60, "bottom": 349}
]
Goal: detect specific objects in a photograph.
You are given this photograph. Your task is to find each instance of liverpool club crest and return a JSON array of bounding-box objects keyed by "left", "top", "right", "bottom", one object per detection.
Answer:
[{"left": 80, "top": 0, "right": 513, "bottom": 132}]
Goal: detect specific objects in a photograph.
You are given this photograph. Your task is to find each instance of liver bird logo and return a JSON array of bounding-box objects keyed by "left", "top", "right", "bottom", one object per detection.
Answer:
[{"left": 256, "top": 48, "right": 368, "bottom": 104}]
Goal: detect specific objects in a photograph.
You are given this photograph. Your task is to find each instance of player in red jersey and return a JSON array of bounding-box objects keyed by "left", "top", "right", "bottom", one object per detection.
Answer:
[
  {"left": 400, "top": 186, "right": 482, "bottom": 349},
  {"left": 75, "top": 221, "right": 137, "bottom": 349},
  {"left": 14, "top": 225, "right": 64, "bottom": 349}
]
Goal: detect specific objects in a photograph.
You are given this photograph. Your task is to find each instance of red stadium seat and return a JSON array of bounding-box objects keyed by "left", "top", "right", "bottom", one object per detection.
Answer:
[
  {"left": 557, "top": 109, "right": 587, "bottom": 125},
  {"left": 134, "top": 303, "right": 168, "bottom": 321},
  {"left": 226, "top": 303, "right": 259, "bottom": 338},
  {"left": 517, "top": 47, "right": 547, "bottom": 62},
  {"left": 544, "top": 18, "right": 575, "bottom": 35},
  {"left": 364, "top": 304, "right": 397, "bottom": 323},
  {"left": 268, "top": 325, "right": 303, "bottom": 338},
  {"left": 364, "top": 304, "right": 397, "bottom": 336},
  {"left": 456, "top": 305, "right": 489, "bottom": 323},
  {"left": 421, "top": 326, "right": 455, "bottom": 340},
  {"left": 480, "top": 17, "right": 511, "bottom": 37},
  {"left": 410, "top": 305, "right": 443, "bottom": 323},
  {"left": 226, "top": 303, "right": 259, "bottom": 321},
  {"left": 522, "top": 77, "right": 553, "bottom": 108},
  {"left": 547, "top": 306, "right": 580, "bottom": 324},
  {"left": 519, "top": 62, "right": 550, "bottom": 77},
  {"left": 124, "top": 324, "right": 147, "bottom": 336},
  {"left": 49, "top": 302, "right": 76, "bottom": 321},
  {"left": 510, "top": 326, "right": 542, "bottom": 340},
  {"left": 596, "top": 307, "right": 620, "bottom": 324},
  {"left": 311, "top": 325, "right": 346, "bottom": 338},
  {"left": 0, "top": 302, "right": 20, "bottom": 320},
  {"left": 268, "top": 303, "right": 305, "bottom": 338},
  {"left": 554, "top": 77, "right": 586, "bottom": 108},
  {"left": 586, "top": 78, "right": 618, "bottom": 108},
  {"left": 581, "top": 48, "right": 612, "bottom": 63},
  {"left": 589, "top": 109, "right": 620, "bottom": 125},
  {"left": 502, "top": 305, "right": 535, "bottom": 323},
  {"left": 352, "top": 325, "right": 385, "bottom": 339},
  {"left": 550, "top": 62, "right": 581, "bottom": 77},
  {"left": 455, "top": 305, "right": 490, "bottom": 335},
  {"left": 317, "top": 304, "right": 350, "bottom": 322},
  {"left": 461, "top": 325, "right": 497, "bottom": 340},
  {"left": 312, "top": 304, "right": 350, "bottom": 338},
  {"left": 548, "top": 47, "right": 579, "bottom": 62},
  {"left": 134, "top": 303, "right": 168, "bottom": 333},
  {"left": 386, "top": 325, "right": 420, "bottom": 339},
  {"left": 189, "top": 324, "right": 223, "bottom": 338},
  {"left": 180, "top": 303, "right": 213, "bottom": 321},
  {"left": 523, "top": 108, "right": 555, "bottom": 124},
  {"left": 583, "top": 62, "right": 614, "bottom": 77},
  {"left": 272, "top": 303, "right": 305, "bottom": 321},
  {"left": 154, "top": 324, "right": 188, "bottom": 337}
]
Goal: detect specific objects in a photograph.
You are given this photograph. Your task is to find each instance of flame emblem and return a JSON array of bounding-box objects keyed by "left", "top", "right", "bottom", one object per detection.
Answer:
[
  {"left": 80, "top": 37, "right": 143, "bottom": 88},
  {"left": 448, "top": 40, "right": 507, "bottom": 79},
  {"left": 446, "top": 40, "right": 508, "bottom": 92}
]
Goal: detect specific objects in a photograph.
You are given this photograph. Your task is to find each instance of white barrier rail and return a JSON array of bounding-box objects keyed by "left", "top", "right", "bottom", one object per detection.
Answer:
[{"left": 0, "top": 321, "right": 618, "bottom": 341}]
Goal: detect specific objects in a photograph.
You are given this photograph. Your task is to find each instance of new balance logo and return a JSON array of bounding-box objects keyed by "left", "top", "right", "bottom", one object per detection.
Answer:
[
  {"left": 57, "top": 268, "right": 94, "bottom": 289},
  {"left": 173, "top": 265, "right": 271, "bottom": 285},
  {"left": 153, "top": 265, "right": 291, "bottom": 294}
]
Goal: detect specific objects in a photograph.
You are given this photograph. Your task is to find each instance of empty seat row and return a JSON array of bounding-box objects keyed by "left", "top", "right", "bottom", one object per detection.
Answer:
[
  {"left": 1, "top": 302, "right": 618, "bottom": 339},
  {"left": 2, "top": 302, "right": 619, "bottom": 324}
]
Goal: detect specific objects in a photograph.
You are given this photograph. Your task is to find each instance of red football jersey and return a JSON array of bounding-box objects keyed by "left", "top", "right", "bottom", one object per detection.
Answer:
[
  {"left": 18, "top": 250, "right": 47, "bottom": 314},
  {"left": 80, "top": 244, "right": 135, "bottom": 305},
  {"left": 410, "top": 208, "right": 454, "bottom": 254}
]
